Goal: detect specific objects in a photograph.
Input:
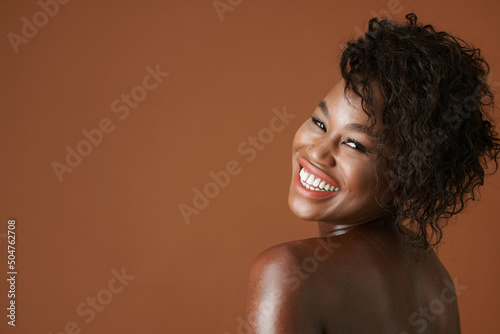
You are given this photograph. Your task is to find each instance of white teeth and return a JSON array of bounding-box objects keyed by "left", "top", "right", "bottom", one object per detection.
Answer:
[
  {"left": 299, "top": 167, "right": 339, "bottom": 192},
  {"left": 299, "top": 168, "right": 306, "bottom": 179}
]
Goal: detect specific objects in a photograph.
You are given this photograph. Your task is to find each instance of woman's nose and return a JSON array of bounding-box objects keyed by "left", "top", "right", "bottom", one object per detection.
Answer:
[{"left": 307, "top": 139, "right": 336, "bottom": 167}]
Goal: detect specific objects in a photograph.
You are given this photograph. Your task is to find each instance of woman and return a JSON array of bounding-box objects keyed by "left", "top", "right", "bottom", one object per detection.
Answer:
[{"left": 246, "top": 14, "right": 500, "bottom": 333}]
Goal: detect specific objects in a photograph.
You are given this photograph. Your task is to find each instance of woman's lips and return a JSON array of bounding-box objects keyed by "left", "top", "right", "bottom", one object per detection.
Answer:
[
  {"left": 298, "top": 157, "right": 340, "bottom": 189},
  {"left": 293, "top": 158, "right": 341, "bottom": 199},
  {"left": 293, "top": 172, "right": 339, "bottom": 199}
]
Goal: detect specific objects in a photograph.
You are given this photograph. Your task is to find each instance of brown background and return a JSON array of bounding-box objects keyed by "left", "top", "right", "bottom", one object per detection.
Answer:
[{"left": 1, "top": 0, "right": 499, "bottom": 333}]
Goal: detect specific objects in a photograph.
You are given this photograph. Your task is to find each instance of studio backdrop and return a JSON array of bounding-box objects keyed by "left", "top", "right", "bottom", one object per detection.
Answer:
[{"left": 1, "top": 0, "right": 499, "bottom": 333}]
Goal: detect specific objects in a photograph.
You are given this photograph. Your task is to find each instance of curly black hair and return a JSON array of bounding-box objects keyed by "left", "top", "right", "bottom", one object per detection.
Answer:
[{"left": 340, "top": 13, "right": 500, "bottom": 257}]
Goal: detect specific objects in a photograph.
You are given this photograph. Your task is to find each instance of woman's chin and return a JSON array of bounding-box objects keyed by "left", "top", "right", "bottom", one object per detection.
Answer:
[{"left": 288, "top": 194, "right": 324, "bottom": 222}]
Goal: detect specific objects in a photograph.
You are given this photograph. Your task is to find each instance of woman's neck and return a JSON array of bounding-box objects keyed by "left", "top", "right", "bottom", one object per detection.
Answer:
[{"left": 317, "top": 217, "right": 394, "bottom": 237}]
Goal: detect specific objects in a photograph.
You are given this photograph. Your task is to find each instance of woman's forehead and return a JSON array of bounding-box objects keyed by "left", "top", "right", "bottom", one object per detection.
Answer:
[{"left": 323, "top": 80, "right": 385, "bottom": 128}]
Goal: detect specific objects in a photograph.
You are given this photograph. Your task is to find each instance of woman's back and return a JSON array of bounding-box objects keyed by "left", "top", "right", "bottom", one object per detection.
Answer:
[{"left": 247, "top": 223, "right": 461, "bottom": 333}]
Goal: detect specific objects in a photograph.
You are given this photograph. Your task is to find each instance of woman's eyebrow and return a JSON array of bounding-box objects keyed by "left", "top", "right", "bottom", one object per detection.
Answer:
[
  {"left": 319, "top": 100, "right": 378, "bottom": 138},
  {"left": 345, "top": 123, "right": 378, "bottom": 138},
  {"left": 318, "top": 100, "right": 329, "bottom": 117}
]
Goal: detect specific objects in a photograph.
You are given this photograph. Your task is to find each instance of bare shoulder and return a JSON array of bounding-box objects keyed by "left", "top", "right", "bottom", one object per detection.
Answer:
[
  {"left": 246, "top": 232, "right": 378, "bottom": 333},
  {"left": 249, "top": 224, "right": 404, "bottom": 288},
  {"left": 247, "top": 226, "right": 462, "bottom": 333},
  {"left": 246, "top": 238, "right": 341, "bottom": 333},
  {"left": 249, "top": 236, "right": 341, "bottom": 283},
  {"left": 249, "top": 227, "right": 397, "bottom": 297}
]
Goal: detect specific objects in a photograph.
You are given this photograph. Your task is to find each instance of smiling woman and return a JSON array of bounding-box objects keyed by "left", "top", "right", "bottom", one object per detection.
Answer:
[
  {"left": 289, "top": 81, "right": 387, "bottom": 226},
  {"left": 246, "top": 13, "right": 500, "bottom": 334}
]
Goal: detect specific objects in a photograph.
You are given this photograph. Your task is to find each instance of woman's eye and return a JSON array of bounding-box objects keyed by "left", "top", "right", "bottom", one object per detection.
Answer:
[
  {"left": 344, "top": 139, "right": 369, "bottom": 153},
  {"left": 311, "top": 116, "right": 326, "bottom": 131}
]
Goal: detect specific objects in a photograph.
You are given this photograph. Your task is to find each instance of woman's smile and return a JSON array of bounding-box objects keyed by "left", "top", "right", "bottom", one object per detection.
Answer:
[
  {"left": 292, "top": 157, "right": 341, "bottom": 200},
  {"left": 288, "top": 79, "right": 388, "bottom": 225}
]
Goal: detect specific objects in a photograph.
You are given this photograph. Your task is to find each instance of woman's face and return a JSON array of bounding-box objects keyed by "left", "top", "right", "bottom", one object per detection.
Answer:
[{"left": 288, "top": 80, "right": 388, "bottom": 226}]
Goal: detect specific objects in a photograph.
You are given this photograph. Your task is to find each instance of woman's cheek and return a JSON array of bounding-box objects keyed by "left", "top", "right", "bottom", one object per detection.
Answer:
[{"left": 292, "top": 122, "right": 310, "bottom": 150}]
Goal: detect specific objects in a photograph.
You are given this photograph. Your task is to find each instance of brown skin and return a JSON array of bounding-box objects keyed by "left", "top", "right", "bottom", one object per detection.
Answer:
[{"left": 246, "top": 81, "right": 461, "bottom": 333}]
